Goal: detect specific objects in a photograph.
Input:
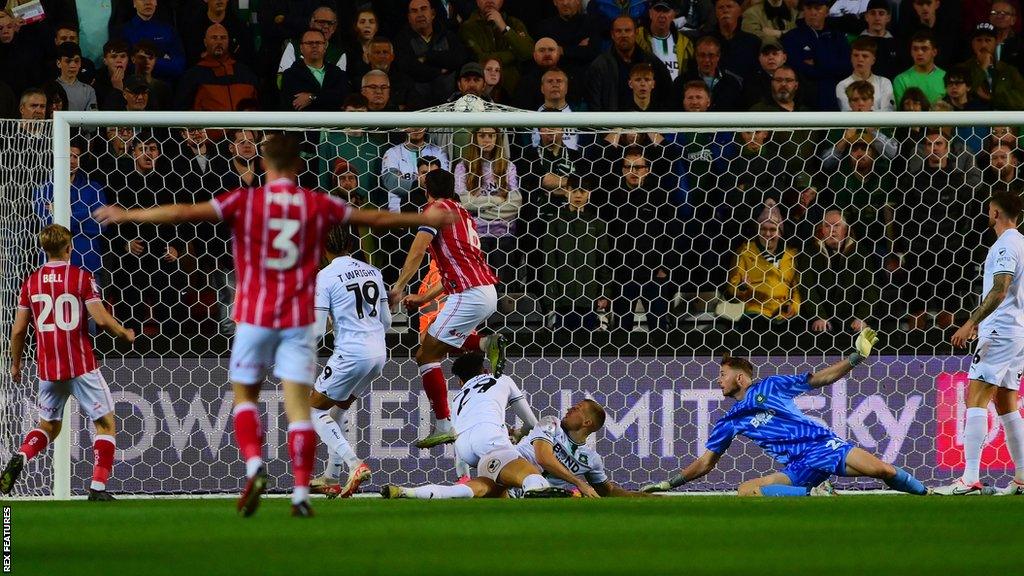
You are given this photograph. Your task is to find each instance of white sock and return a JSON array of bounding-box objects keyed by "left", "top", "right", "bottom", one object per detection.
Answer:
[
  {"left": 325, "top": 453, "right": 343, "bottom": 481},
  {"left": 435, "top": 417, "right": 453, "bottom": 434},
  {"left": 522, "top": 474, "right": 549, "bottom": 491},
  {"left": 245, "top": 456, "right": 263, "bottom": 478},
  {"left": 963, "top": 407, "right": 988, "bottom": 484},
  {"left": 407, "top": 484, "right": 474, "bottom": 499},
  {"left": 292, "top": 486, "right": 310, "bottom": 505},
  {"left": 1000, "top": 411, "right": 1024, "bottom": 482},
  {"left": 312, "top": 407, "right": 361, "bottom": 476},
  {"left": 478, "top": 335, "right": 491, "bottom": 352},
  {"left": 455, "top": 458, "right": 472, "bottom": 478},
  {"left": 90, "top": 480, "right": 106, "bottom": 491}
]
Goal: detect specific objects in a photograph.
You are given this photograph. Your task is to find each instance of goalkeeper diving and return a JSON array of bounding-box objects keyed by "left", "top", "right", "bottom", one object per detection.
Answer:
[{"left": 643, "top": 328, "right": 930, "bottom": 496}]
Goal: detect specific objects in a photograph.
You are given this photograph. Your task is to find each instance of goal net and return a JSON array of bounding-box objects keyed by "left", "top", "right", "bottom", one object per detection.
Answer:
[{"left": 1, "top": 104, "right": 1019, "bottom": 497}]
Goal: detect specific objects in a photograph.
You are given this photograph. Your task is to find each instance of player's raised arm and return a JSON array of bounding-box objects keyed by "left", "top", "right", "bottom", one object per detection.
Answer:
[
  {"left": 85, "top": 301, "right": 136, "bottom": 342},
  {"left": 94, "top": 202, "right": 220, "bottom": 225},
  {"left": 347, "top": 204, "right": 456, "bottom": 231},
  {"left": 642, "top": 450, "right": 722, "bottom": 493},
  {"left": 808, "top": 327, "right": 878, "bottom": 388},
  {"left": 9, "top": 308, "right": 30, "bottom": 381}
]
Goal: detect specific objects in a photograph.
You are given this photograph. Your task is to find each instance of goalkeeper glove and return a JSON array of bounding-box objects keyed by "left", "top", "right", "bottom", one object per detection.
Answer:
[
  {"left": 849, "top": 327, "right": 879, "bottom": 367},
  {"left": 641, "top": 481, "right": 672, "bottom": 493}
]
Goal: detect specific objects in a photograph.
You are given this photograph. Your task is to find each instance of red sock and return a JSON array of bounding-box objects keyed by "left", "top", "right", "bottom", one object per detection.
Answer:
[
  {"left": 18, "top": 428, "right": 49, "bottom": 460},
  {"left": 288, "top": 422, "right": 316, "bottom": 488},
  {"left": 458, "top": 333, "right": 482, "bottom": 354},
  {"left": 419, "top": 363, "right": 450, "bottom": 419},
  {"left": 232, "top": 402, "right": 263, "bottom": 463},
  {"left": 91, "top": 435, "right": 115, "bottom": 490}
]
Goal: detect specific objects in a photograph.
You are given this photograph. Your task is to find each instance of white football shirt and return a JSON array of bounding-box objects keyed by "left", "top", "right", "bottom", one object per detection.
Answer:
[
  {"left": 979, "top": 228, "right": 1024, "bottom": 339},
  {"left": 314, "top": 256, "right": 390, "bottom": 358},
  {"left": 452, "top": 374, "right": 524, "bottom": 433},
  {"left": 516, "top": 416, "right": 608, "bottom": 488}
]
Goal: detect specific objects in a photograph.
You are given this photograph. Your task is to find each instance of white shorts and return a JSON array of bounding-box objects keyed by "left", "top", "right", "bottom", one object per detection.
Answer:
[
  {"left": 38, "top": 369, "right": 114, "bottom": 422},
  {"left": 968, "top": 337, "right": 1024, "bottom": 391},
  {"left": 314, "top": 354, "right": 386, "bottom": 402},
  {"left": 428, "top": 284, "right": 497, "bottom": 348},
  {"left": 229, "top": 323, "right": 318, "bottom": 386},
  {"left": 454, "top": 422, "right": 515, "bottom": 469}
]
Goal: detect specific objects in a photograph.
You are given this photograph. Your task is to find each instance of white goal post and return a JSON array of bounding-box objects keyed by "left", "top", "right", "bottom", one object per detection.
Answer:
[{"left": 23, "top": 107, "right": 1024, "bottom": 499}]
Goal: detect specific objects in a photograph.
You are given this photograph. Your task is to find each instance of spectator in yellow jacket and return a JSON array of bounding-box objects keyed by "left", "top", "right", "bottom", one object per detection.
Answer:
[{"left": 726, "top": 202, "right": 802, "bottom": 321}]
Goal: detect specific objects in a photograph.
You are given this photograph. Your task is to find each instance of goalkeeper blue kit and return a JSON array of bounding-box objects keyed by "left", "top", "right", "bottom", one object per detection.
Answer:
[{"left": 706, "top": 373, "right": 853, "bottom": 488}]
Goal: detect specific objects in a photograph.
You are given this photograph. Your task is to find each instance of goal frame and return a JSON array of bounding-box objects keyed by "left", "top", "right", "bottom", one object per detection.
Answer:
[{"left": 45, "top": 109, "right": 1021, "bottom": 499}]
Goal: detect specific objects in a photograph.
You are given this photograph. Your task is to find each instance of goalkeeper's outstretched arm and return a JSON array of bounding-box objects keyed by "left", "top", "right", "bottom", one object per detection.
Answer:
[
  {"left": 643, "top": 450, "right": 722, "bottom": 493},
  {"left": 808, "top": 326, "right": 878, "bottom": 388}
]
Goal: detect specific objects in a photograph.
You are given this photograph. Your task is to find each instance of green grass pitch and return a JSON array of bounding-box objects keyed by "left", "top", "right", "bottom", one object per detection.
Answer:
[{"left": 7, "top": 496, "right": 1020, "bottom": 575}]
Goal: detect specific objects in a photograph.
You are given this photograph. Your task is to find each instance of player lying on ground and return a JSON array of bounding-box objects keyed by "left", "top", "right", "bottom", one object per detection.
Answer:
[
  {"left": 387, "top": 169, "right": 506, "bottom": 449},
  {"left": 643, "top": 329, "right": 930, "bottom": 496},
  {"left": 308, "top": 225, "right": 389, "bottom": 498},
  {"left": 936, "top": 190, "right": 1024, "bottom": 495},
  {"left": 381, "top": 353, "right": 567, "bottom": 499},
  {"left": 95, "top": 133, "right": 455, "bottom": 517},
  {"left": 2, "top": 225, "right": 135, "bottom": 500}
]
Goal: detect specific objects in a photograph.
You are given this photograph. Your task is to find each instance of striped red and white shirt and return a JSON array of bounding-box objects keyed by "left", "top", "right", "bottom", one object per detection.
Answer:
[
  {"left": 419, "top": 199, "right": 497, "bottom": 294},
  {"left": 17, "top": 261, "right": 100, "bottom": 381},
  {"left": 211, "top": 178, "right": 352, "bottom": 329}
]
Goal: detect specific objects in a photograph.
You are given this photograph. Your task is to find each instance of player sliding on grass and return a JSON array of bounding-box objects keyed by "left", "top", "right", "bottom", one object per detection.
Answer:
[
  {"left": 935, "top": 191, "right": 1024, "bottom": 496},
  {"left": 381, "top": 352, "right": 567, "bottom": 499},
  {"left": 643, "top": 328, "right": 930, "bottom": 497},
  {"left": 95, "top": 134, "right": 455, "bottom": 517},
  {"left": 308, "top": 225, "right": 389, "bottom": 499},
  {"left": 2, "top": 225, "right": 136, "bottom": 500}
]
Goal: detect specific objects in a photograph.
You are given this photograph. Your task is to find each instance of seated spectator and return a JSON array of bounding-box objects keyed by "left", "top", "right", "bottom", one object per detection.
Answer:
[
  {"left": 118, "top": 75, "right": 155, "bottom": 111},
  {"left": 317, "top": 94, "right": 382, "bottom": 202},
  {"left": 799, "top": 210, "right": 877, "bottom": 335},
  {"left": 675, "top": 35, "right": 746, "bottom": 111},
  {"left": 637, "top": 1, "right": 695, "bottom": 81},
  {"left": 898, "top": 0, "right": 960, "bottom": 67},
  {"left": 749, "top": 64, "right": 806, "bottom": 112},
  {"left": 180, "top": 0, "right": 254, "bottom": 67},
  {"left": 742, "top": 0, "right": 798, "bottom": 45},
  {"left": 822, "top": 139, "right": 894, "bottom": 257},
  {"left": 0, "top": 10, "right": 45, "bottom": 97},
  {"left": 892, "top": 130, "right": 980, "bottom": 329},
  {"left": 623, "top": 62, "right": 664, "bottom": 111},
  {"left": 460, "top": 0, "right": 533, "bottom": 94},
  {"left": 42, "top": 81, "right": 68, "bottom": 119},
  {"left": 176, "top": 24, "right": 259, "bottom": 112},
  {"left": 519, "top": 124, "right": 584, "bottom": 222},
  {"left": 983, "top": 143, "right": 1024, "bottom": 195},
  {"left": 743, "top": 38, "right": 790, "bottom": 107},
  {"left": 985, "top": 125, "right": 1022, "bottom": 152},
  {"left": 277, "top": 6, "right": 349, "bottom": 78},
  {"left": 394, "top": 0, "right": 468, "bottom": 109},
  {"left": 345, "top": 8, "right": 381, "bottom": 84},
  {"left": 366, "top": 37, "right": 412, "bottom": 109},
  {"left": 893, "top": 30, "right": 946, "bottom": 105},
  {"left": 280, "top": 29, "right": 350, "bottom": 111},
  {"left": 821, "top": 82, "right": 898, "bottom": 172},
  {"left": 527, "top": 69, "right": 579, "bottom": 149},
  {"left": 130, "top": 40, "right": 176, "bottom": 110},
  {"left": 726, "top": 202, "right": 801, "bottom": 325},
  {"left": 836, "top": 38, "right": 895, "bottom": 111},
  {"left": 54, "top": 42, "right": 98, "bottom": 111},
  {"left": 783, "top": 172, "right": 826, "bottom": 249},
  {"left": 533, "top": 0, "right": 602, "bottom": 85},
  {"left": 454, "top": 127, "right": 523, "bottom": 284},
  {"left": 859, "top": 0, "right": 902, "bottom": 79},
  {"left": 328, "top": 158, "right": 364, "bottom": 205},
  {"left": 95, "top": 39, "right": 130, "bottom": 109},
  {"left": 706, "top": 0, "right": 762, "bottom": 81},
  {"left": 35, "top": 138, "right": 108, "bottom": 280},
  {"left": 482, "top": 57, "right": 508, "bottom": 103},
  {"left": 599, "top": 147, "right": 683, "bottom": 332},
  {"left": 719, "top": 129, "right": 789, "bottom": 207},
  {"left": 781, "top": 0, "right": 851, "bottom": 110},
  {"left": 513, "top": 37, "right": 569, "bottom": 110},
  {"left": 536, "top": 181, "right": 613, "bottom": 329},
  {"left": 114, "top": 0, "right": 186, "bottom": 80},
  {"left": 49, "top": 22, "right": 97, "bottom": 85},
  {"left": 941, "top": 65, "right": 989, "bottom": 110},
  {"left": 961, "top": 22, "right": 1024, "bottom": 110},
  {"left": 216, "top": 129, "right": 263, "bottom": 189},
  {"left": 361, "top": 69, "right": 396, "bottom": 111},
  {"left": 587, "top": 15, "right": 673, "bottom": 111},
  {"left": 991, "top": 0, "right": 1024, "bottom": 70},
  {"left": 381, "top": 128, "right": 450, "bottom": 212}
]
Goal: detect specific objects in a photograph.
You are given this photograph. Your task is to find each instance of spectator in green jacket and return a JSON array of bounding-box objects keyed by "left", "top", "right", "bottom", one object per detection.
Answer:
[
  {"left": 459, "top": 0, "right": 533, "bottom": 94},
  {"left": 960, "top": 22, "right": 1024, "bottom": 110}
]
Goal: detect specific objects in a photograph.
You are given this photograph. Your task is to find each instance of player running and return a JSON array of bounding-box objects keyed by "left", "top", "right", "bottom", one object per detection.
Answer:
[
  {"left": 94, "top": 134, "right": 454, "bottom": 517},
  {"left": 308, "top": 225, "right": 389, "bottom": 499},
  {"left": 388, "top": 169, "right": 505, "bottom": 449},
  {"left": 1, "top": 225, "right": 136, "bottom": 500},
  {"left": 935, "top": 191, "right": 1024, "bottom": 496},
  {"left": 381, "top": 352, "right": 565, "bottom": 499},
  {"left": 642, "top": 329, "right": 930, "bottom": 497}
]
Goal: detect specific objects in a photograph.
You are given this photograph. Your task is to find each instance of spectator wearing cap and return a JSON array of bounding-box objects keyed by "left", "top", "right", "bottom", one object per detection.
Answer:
[
  {"left": 781, "top": 0, "right": 852, "bottom": 111},
  {"left": 726, "top": 201, "right": 801, "bottom": 326},
  {"left": 176, "top": 24, "right": 260, "bottom": 113},
  {"left": 114, "top": 0, "right": 186, "bottom": 80},
  {"left": 859, "top": 0, "right": 902, "bottom": 79},
  {"left": 534, "top": 0, "right": 603, "bottom": 85},
  {"left": 49, "top": 22, "right": 97, "bottom": 86},
  {"left": 990, "top": 0, "right": 1024, "bottom": 69},
  {"left": 961, "top": 22, "right": 1024, "bottom": 109},
  {"left": 704, "top": 0, "right": 762, "bottom": 81},
  {"left": 280, "top": 29, "right": 350, "bottom": 111},
  {"left": 460, "top": 0, "right": 533, "bottom": 94},
  {"left": 893, "top": 30, "right": 946, "bottom": 104},
  {"left": 897, "top": 0, "right": 960, "bottom": 66},
  {"left": 118, "top": 75, "right": 154, "bottom": 111},
  {"left": 513, "top": 37, "right": 572, "bottom": 110},
  {"left": 55, "top": 42, "right": 98, "bottom": 112},
  {"left": 395, "top": 0, "right": 469, "bottom": 109},
  {"left": 448, "top": 61, "right": 489, "bottom": 100},
  {"left": 742, "top": 0, "right": 799, "bottom": 45},
  {"left": 588, "top": 16, "right": 675, "bottom": 111},
  {"left": 836, "top": 37, "right": 896, "bottom": 110},
  {"left": 675, "top": 35, "right": 747, "bottom": 111},
  {"left": 964, "top": 0, "right": 1023, "bottom": 36},
  {"left": 743, "top": 38, "right": 791, "bottom": 107},
  {"left": 179, "top": 0, "right": 254, "bottom": 68},
  {"left": 637, "top": 1, "right": 695, "bottom": 81},
  {"left": 94, "top": 39, "right": 130, "bottom": 109}
]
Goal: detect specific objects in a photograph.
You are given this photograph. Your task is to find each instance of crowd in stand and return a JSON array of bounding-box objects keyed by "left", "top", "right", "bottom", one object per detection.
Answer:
[{"left": 2, "top": 0, "right": 1022, "bottom": 340}]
